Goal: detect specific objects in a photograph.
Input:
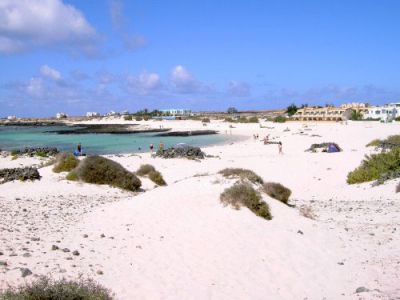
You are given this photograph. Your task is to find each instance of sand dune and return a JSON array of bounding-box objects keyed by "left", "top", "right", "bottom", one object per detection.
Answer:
[{"left": 0, "top": 120, "right": 399, "bottom": 299}]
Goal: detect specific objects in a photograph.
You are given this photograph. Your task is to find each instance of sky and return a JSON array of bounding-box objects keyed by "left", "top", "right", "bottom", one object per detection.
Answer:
[{"left": 0, "top": 0, "right": 400, "bottom": 117}]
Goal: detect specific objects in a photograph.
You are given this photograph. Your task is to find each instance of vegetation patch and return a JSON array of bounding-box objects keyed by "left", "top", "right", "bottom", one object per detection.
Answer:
[
  {"left": 219, "top": 168, "right": 264, "bottom": 184},
  {"left": 272, "top": 115, "right": 287, "bottom": 123},
  {"left": 71, "top": 156, "right": 141, "bottom": 191},
  {"left": 53, "top": 152, "right": 80, "bottom": 173},
  {"left": 0, "top": 276, "right": 113, "bottom": 300},
  {"left": 220, "top": 183, "right": 271, "bottom": 220},
  {"left": 366, "top": 135, "right": 400, "bottom": 150},
  {"left": 149, "top": 170, "right": 167, "bottom": 186},
  {"left": 202, "top": 117, "right": 210, "bottom": 123},
  {"left": 347, "top": 148, "right": 400, "bottom": 184},
  {"left": 136, "top": 164, "right": 156, "bottom": 176},
  {"left": 263, "top": 182, "right": 292, "bottom": 204},
  {"left": 396, "top": 182, "right": 400, "bottom": 193}
]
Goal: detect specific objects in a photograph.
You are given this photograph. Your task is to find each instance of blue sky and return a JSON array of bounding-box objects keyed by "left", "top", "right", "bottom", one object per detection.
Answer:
[{"left": 1, "top": 0, "right": 400, "bottom": 117}]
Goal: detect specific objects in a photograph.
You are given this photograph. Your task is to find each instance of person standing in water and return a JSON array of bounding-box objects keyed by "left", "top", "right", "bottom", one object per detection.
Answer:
[{"left": 149, "top": 143, "right": 154, "bottom": 153}]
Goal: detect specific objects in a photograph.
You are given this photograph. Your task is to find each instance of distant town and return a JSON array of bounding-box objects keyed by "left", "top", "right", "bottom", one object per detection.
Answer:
[{"left": 3, "top": 102, "right": 400, "bottom": 123}]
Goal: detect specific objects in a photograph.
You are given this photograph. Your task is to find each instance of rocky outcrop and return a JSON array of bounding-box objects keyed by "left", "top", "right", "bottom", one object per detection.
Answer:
[
  {"left": 0, "top": 167, "right": 41, "bottom": 184},
  {"left": 155, "top": 130, "right": 218, "bottom": 137},
  {"left": 12, "top": 147, "right": 59, "bottom": 157},
  {"left": 156, "top": 146, "right": 205, "bottom": 159},
  {"left": 48, "top": 124, "right": 171, "bottom": 134}
]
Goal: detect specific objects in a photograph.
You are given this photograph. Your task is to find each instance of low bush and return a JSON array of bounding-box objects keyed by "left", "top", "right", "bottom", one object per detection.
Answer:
[
  {"left": 136, "top": 164, "right": 156, "bottom": 176},
  {"left": 53, "top": 152, "right": 80, "bottom": 173},
  {"left": 0, "top": 276, "right": 113, "bottom": 299},
  {"left": 66, "top": 171, "right": 78, "bottom": 181},
  {"left": 124, "top": 115, "right": 133, "bottom": 121},
  {"left": 366, "top": 135, "right": 400, "bottom": 149},
  {"left": 149, "top": 170, "right": 167, "bottom": 186},
  {"left": 273, "top": 115, "right": 286, "bottom": 123},
  {"left": 71, "top": 156, "right": 141, "bottom": 191},
  {"left": 347, "top": 148, "right": 400, "bottom": 184},
  {"left": 10, "top": 149, "right": 19, "bottom": 156},
  {"left": 143, "top": 115, "right": 150, "bottom": 121},
  {"left": 135, "top": 116, "right": 143, "bottom": 121},
  {"left": 220, "top": 183, "right": 271, "bottom": 220},
  {"left": 202, "top": 118, "right": 210, "bottom": 123},
  {"left": 366, "top": 139, "right": 381, "bottom": 147},
  {"left": 396, "top": 182, "right": 400, "bottom": 193},
  {"left": 247, "top": 116, "right": 259, "bottom": 123},
  {"left": 219, "top": 168, "right": 264, "bottom": 184},
  {"left": 263, "top": 182, "right": 292, "bottom": 204}
]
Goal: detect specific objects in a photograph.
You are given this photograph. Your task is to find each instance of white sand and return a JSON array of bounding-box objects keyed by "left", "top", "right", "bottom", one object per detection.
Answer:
[{"left": 0, "top": 120, "right": 399, "bottom": 299}]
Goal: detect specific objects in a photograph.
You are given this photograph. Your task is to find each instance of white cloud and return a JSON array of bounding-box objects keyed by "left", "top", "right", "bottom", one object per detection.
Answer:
[
  {"left": 0, "top": 0, "right": 99, "bottom": 55},
  {"left": 26, "top": 77, "right": 45, "bottom": 97},
  {"left": 170, "top": 65, "right": 212, "bottom": 94},
  {"left": 108, "top": 0, "right": 147, "bottom": 52},
  {"left": 228, "top": 81, "right": 251, "bottom": 97},
  {"left": 126, "top": 71, "right": 161, "bottom": 94},
  {"left": 40, "top": 65, "right": 61, "bottom": 80}
]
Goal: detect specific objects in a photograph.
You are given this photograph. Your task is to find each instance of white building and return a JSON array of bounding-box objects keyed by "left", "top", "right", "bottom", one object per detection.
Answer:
[
  {"left": 86, "top": 112, "right": 100, "bottom": 117},
  {"left": 363, "top": 103, "right": 400, "bottom": 122},
  {"left": 106, "top": 111, "right": 118, "bottom": 117},
  {"left": 160, "top": 109, "right": 192, "bottom": 116},
  {"left": 7, "top": 115, "right": 17, "bottom": 120},
  {"left": 56, "top": 112, "right": 68, "bottom": 119}
]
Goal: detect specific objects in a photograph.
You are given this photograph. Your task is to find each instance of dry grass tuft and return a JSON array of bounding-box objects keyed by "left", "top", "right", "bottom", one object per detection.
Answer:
[
  {"left": 219, "top": 168, "right": 264, "bottom": 184},
  {"left": 53, "top": 152, "right": 79, "bottom": 173},
  {"left": 262, "top": 182, "right": 292, "bottom": 204},
  {"left": 220, "top": 183, "right": 271, "bottom": 220}
]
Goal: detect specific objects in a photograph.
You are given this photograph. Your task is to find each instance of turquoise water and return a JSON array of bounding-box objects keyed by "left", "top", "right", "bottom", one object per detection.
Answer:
[{"left": 0, "top": 126, "right": 238, "bottom": 154}]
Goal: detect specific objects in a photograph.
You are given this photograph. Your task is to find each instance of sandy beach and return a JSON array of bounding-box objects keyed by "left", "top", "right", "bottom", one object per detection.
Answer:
[{"left": 0, "top": 119, "right": 399, "bottom": 300}]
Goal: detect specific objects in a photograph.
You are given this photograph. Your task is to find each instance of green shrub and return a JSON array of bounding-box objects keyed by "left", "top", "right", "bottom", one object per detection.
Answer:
[
  {"left": 0, "top": 276, "right": 113, "bottom": 300},
  {"left": 135, "top": 116, "right": 143, "bottom": 121},
  {"left": 136, "top": 164, "right": 156, "bottom": 176},
  {"left": 220, "top": 183, "right": 271, "bottom": 220},
  {"left": 143, "top": 115, "right": 150, "bottom": 121},
  {"left": 74, "top": 156, "right": 141, "bottom": 191},
  {"left": 273, "top": 115, "right": 286, "bottom": 123},
  {"left": 124, "top": 115, "right": 133, "bottom": 121},
  {"left": 35, "top": 151, "right": 48, "bottom": 158},
  {"left": 247, "top": 116, "right": 259, "bottom": 123},
  {"left": 202, "top": 118, "right": 210, "bottom": 123},
  {"left": 396, "top": 116, "right": 400, "bottom": 122},
  {"left": 366, "top": 139, "right": 381, "bottom": 147},
  {"left": 10, "top": 149, "right": 19, "bottom": 156},
  {"left": 219, "top": 168, "right": 264, "bottom": 184},
  {"left": 53, "top": 152, "right": 80, "bottom": 173},
  {"left": 149, "top": 170, "right": 167, "bottom": 186},
  {"left": 396, "top": 182, "right": 400, "bottom": 193},
  {"left": 263, "top": 182, "right": 292, "bottom": 204},
  {"left": 347, "top": 148, "right": 400, "bottom": 184},
  {"left": 66, "top": 171, "right": 78, "bottom": 181}
]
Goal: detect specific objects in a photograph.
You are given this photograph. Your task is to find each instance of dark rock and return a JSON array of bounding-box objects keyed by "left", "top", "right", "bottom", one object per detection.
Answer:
[
  {"left": 100, "top": 234, "right": 105, "bottom": 238},
  {"left": 72, "top": 250, "right": 80, "bottom": 256},
  {"left": 156, "top": 145, "right": 205, "bottom": 159},
  {"left": 20, "top": 268, "right": 32, "bottom": 277},
  {"left": 0, "top": 261, "right": 7, "bottom": 266},
  {"left": 62, "top": 248, "right": 70, "bottom": 253},
  {"left": 96, "top": 270, "right": 104, "bottom": 275},
  {"left": 155, "top": 130, "right": 218, "bottom": 137},
  {"left": 10, "top": 147, "right": 59, "bottom": 157},
  {"left": 83, "top": 234, "right": 88, "bottom": 238},
  {"left": 0, "top": 167, "right": 41, "bottom": 184},
  {"left": 51, "top": 245, "right": 59, "bottom": 251},
  {"left": 22, "top": 253, "right": 31, "bottom": 257},
  {"left": 355, "top": 287, "right": 369, "bottom": 293},
  {"left": 297, "top": 230, "right": 304, "bottom": 235}
]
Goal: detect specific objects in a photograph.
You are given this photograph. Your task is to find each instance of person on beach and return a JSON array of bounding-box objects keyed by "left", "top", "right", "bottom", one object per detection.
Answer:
[
  {"left": 263, "top": 134, "right": 269, "bottom": 145},
  {"left": 77, "top": 143, "right": 81, "bottom": 153},
  {"left": 158, "top": 141, "right": 164, "bottom": 152},
  {"left": 278, "top": 141, "right": 283, "bottom": 154},
  {"left": 149, "top": 144, "right": 154, "bottom": 153}
]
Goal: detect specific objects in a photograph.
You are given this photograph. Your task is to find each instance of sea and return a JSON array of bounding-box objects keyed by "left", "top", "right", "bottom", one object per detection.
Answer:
[{"left": 0, "top": 126, "right": 240, "bottom": 155}]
